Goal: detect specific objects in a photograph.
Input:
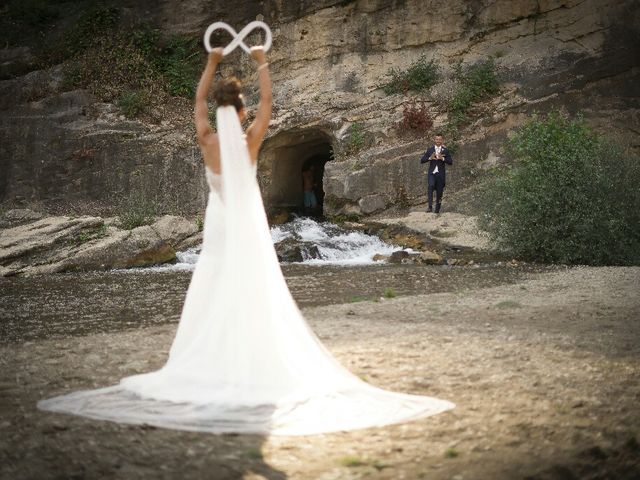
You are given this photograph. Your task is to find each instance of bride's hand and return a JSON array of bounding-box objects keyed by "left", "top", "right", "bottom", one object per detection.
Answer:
[
  {"left": 250, "top": 46, "right": 266, "bottom": 65},
  {"left": 209, "top": 48, "right": 224, "bottom": 63}
]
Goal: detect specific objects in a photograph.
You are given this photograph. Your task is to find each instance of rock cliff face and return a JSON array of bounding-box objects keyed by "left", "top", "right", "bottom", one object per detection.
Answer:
[{"left": 1, "top": 0, "right": 638, "bottom": 217}]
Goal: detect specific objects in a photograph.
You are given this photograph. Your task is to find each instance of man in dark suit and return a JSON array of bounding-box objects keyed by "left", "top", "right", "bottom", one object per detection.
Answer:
[{"left": 420, "top": 133, "right": 453, "bottom": 213}]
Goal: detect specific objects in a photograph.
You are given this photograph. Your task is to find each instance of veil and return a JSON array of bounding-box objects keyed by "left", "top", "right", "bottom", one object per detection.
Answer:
[{"left": 37, "top": 106, "right": 454, "bottom": 435}]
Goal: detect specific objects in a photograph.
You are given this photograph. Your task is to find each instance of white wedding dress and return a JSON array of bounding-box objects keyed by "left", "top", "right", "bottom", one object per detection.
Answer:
[{"left": 38, "top": 106, "right": 454, "bottom": 435}]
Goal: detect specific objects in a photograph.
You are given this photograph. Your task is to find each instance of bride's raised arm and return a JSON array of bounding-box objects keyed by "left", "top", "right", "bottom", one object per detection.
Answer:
[
  {"left": 195, "top": 48, "right": 224, "bottom": 147},
  {"left": 246, "top": 46, "right": 272, "bottom": 163}
]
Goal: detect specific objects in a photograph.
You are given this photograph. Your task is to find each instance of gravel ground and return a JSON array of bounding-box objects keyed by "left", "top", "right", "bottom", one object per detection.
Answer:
[{"left": 1, "top": 266, "right": 639, "bottom": 479}]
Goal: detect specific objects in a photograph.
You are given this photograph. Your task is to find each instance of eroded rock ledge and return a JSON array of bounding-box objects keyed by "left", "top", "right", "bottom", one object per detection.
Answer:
[{"left": 0, "top": 210, "right": 202, "bottom": 277}]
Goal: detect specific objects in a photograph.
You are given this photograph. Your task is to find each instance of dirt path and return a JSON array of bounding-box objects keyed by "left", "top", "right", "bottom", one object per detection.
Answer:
[{"left": 2, "top": 266, "right": 639, "bottom": 479}]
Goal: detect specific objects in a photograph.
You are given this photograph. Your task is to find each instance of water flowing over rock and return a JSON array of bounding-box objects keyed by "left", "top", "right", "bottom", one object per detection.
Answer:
[{"left": 270, "top": 216, "right": 398, "bottom": 265}]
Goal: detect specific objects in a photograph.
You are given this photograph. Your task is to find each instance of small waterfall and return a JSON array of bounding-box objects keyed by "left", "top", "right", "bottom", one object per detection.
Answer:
[
  {"left": 159, "top": 217, "right": 399, "bottom": 271},
  {"left": 271, "top": 217, "right": 398, "bottom": 265}
]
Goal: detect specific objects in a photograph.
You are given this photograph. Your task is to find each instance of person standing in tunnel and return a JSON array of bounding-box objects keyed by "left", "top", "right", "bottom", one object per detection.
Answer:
[
  {"left": 420, "top": 133, "right": 453, "bottom": 213},
  {"left": 302, "top": 164, "right": 318, "bottom": 215}
]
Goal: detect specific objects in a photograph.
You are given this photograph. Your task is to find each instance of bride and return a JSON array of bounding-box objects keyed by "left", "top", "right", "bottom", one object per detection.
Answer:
[{"left": 38, "top": 46, "right": 454, "bottom": 435}]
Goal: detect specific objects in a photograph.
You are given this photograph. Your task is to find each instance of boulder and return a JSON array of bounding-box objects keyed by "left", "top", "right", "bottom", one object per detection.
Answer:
[
  {"left": 151, "top": 215, "right": 200, "bottom": 248},
  {"left": 274, "top": 237, "right": 322, "bottom": 263},
  {"left": 269, "top": 210, "right": 292, "bottom": 225},
  {"left": 372, "top": 253, "right": 388, "bottom": 262},
  {"left": 275, "top": 238, "right": 303, "bottom": 262},
  {"left": 175, "top": 231, "right": 204, "bottom": 251},
  {"left": 388, "top": 250, "right": 410, "bottom": 264},
  {"left": 115, "top": 225, "right": 176, "bottom": 268},
  {"left": 417, "top": 250, "right": 445, "bottom": 265}
]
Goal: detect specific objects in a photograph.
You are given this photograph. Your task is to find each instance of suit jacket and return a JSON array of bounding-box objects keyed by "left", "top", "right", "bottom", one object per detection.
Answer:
[{"left": 420, "top": 145, "right": 453, "bottom": 182}]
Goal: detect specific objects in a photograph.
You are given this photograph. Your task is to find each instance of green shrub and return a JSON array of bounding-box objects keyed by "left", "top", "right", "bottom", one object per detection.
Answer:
[
  {"left": 479, "top": 112, "right": 640, "bottom": 265},
  {"left": 346, "top": 122, "right": 365, "bottom": 154},
  {"left": 51, "top": 10, "right": 201, "bottom": 102},
  {"left": 379, "top": 55, "right": 439, "bottom": 95},
  {"left": 444, "top": 448, "right": 459, "bottom": 458},
  {"left": 62, "top": 36, "right": 161, "bottom": 101},
  {"left": 447, "top": 59, "right": 499, "bottom": 132},
  {"left": 118, "top": 90, "right": 149, "bottom": 118},
  {"left": 383, "top": 287, "right": 396, "bottom": 298},
  {"left": 154, "top": 35, "right": 202, "bottom": 97}
]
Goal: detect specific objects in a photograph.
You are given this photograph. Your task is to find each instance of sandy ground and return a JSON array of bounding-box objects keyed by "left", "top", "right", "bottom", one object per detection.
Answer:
[{"left": 1, "top": 266, "right": 639, "bottom": 479}]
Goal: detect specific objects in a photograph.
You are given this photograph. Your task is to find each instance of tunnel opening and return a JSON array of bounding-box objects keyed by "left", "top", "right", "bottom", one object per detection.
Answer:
[{"left": 258, "top": 128, "right": 334, "bottom": 218}]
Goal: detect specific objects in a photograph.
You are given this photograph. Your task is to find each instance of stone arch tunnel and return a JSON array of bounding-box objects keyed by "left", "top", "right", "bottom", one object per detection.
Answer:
[{"left": 258, "top": 127, "right": 334, "bottom": 216}]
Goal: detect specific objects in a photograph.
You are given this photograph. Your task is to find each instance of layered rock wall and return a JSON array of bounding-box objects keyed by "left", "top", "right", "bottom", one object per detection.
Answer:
[{"left": 1, "top": 0, "right": 638, "bottom": 216}]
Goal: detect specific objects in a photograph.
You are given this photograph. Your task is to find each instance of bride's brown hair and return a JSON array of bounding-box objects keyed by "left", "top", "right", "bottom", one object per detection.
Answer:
[{"left": 213, "top": 77, "right": 245, "bottom": 112}]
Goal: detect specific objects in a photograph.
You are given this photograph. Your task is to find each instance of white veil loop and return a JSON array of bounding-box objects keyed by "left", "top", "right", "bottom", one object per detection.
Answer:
[{"left": 37, "top": 107, "right": 454, "bottom": 436}]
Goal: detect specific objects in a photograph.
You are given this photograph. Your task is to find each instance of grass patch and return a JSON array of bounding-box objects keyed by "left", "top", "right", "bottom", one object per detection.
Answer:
[
  {"left": 346, "top": 122, "right": 365, "bottom": 155},
  {"left": 378, "top": 55, "right": 439, "bottom": 95},
  {"left": 444, "top": 447, "right": 460, "bottom": 458},
  {"left": 495, "top": 300, "right": 522, "bottom": 309},
  {"left": 339, "top": 455, "right": 389, "bottom": 470},
  {"left": 328, "top": 213, "right": 361, "bottom": 224},
  {"left": 349, "top": 296, "right": 368, "bottom": 302},
  {"left": 340, "top": 455, "right": 367, "bottom": 467},
  {"left": 195, "top": 215, "right": 204, "bottom": 232},
  {"left": 73, "top": 223, "right": 108, "bottom": 246},
  {"left": 383, "top": 287, "right": 396, "bottom": 298},
  {"left": 118, "top": 193, "right": 158, "bottom": 230},
  {"left": 244, "top": 448, "right": 263, "bottom": 460}
]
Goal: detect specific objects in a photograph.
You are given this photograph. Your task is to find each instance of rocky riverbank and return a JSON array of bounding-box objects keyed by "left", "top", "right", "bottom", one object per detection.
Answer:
[
  {"left": 0, "top": 209, "right": 202, "bottom": 276},
  {"left": 0, "top": 208, "right": 495, "bottom": 276}
]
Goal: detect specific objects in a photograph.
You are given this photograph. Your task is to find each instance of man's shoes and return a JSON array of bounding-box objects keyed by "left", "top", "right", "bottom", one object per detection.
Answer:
[
  {"left": 435, "top": 204, "right": 441, "bottom": 214},
  {"left": 426, "top": 207, "right": 433, "bottom": 213}
]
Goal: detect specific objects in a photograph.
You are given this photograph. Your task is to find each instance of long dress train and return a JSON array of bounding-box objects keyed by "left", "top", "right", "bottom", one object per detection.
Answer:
[{"left": 38, "top": 106, "right": 454, "bottom": 435}]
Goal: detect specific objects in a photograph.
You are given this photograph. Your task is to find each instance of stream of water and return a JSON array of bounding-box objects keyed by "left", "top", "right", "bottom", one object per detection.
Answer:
[
  {"left": 156, "top": 217, "right": 401, "bottom": 271},
  {"left": 0, "top": 219, "right": 556, "bottom": 344}
]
